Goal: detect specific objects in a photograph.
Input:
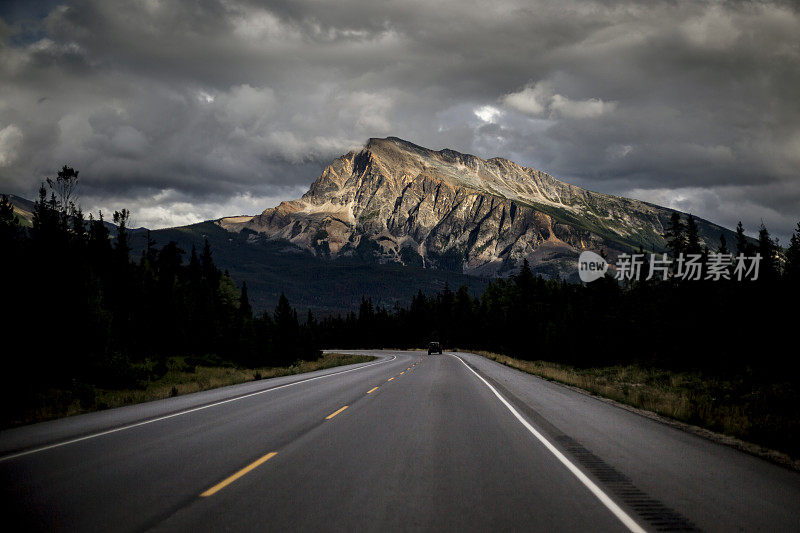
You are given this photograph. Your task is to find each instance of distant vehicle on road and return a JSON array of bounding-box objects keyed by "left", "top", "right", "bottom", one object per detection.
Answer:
[{"left": 428, "top": 342, "right": 442, "bottom": 355}]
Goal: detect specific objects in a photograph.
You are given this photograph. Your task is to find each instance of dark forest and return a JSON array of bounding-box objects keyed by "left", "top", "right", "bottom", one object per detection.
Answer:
[{"left": 2, "top": 168, "right": 799, "bottom": 447}]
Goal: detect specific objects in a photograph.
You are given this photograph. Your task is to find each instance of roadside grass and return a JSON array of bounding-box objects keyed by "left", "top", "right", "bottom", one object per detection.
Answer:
[
  {"left": 12, "top": 352, "right": 373, "bottom": 427},
  {"left": 470, "top": 350, "right": 800, "bottom": 461}
]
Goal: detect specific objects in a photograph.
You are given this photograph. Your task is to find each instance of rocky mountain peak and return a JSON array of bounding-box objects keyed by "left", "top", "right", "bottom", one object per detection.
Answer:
[{"left": 218, "top": 137, "right": 734, "bottom": 279}]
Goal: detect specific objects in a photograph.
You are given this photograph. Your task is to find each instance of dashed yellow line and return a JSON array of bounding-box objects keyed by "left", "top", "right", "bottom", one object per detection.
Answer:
[
  {"left": 325, "top": 405, "right": 348, "bottom": 420},
  {"left": 200, "top": 452, "right": 277, "bottom": 497},
  {"left": 367, "top": 387, "right": 379, "bottom": 394},
  {"left": 400, "top": 371, "right": 405, "bottom": 375},
  {"left": 387, "top": 377, "right": 394, "bottom": 381}
]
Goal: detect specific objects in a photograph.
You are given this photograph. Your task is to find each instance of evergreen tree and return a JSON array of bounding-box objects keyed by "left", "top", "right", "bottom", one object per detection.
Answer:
[
  {"left": 31, "top": 184, "right": 61, "bottom": 245},
  {"left": 300, "top": 309, "right": 321, "bottom": 360},
  {"left": 239, "top": 281, "right": 253, "bottom": 319},
  {"left": 273, "top": 293, "right": 300, "bottom": 364},
  {"left": 113, "top": 209, "right": 131, "bottom": 264},
  {"left": 685, "top": 215, "right": 701, "bottom": 255},
  {"left": 71, "top": 207, "right": 86, "bottom": 242},
  {"left": 785, "top": 222, "right": 800, "bottom": 284},
  {"left": 665, "top": 212, "right": 685, "bottom": 257},
  {"left": 718, "top": 234, "right": 729, "bottom": 255},
  {"left": 454, "top": 285, "right": 474, "bottom": 346},
  {"left": 87, "top": 211, "right": 111, "bottom": 266},
  {"left": 187, "top": 245, "right": 201, "bottom": 282},
  {"left": 735, "top": 221, "right": 751, "bottom": 255},
  {"left": 515, "top": 258, "right": 535, "bottom": 294},
  {"left": 141, "top": 230, "right": 158, "bottom": 268},
  {"left": 201, "top": 238, "right": 219, "bottom": 286},
  {"left": 757, "top": 222, "right": 778, "bottom": 282}
]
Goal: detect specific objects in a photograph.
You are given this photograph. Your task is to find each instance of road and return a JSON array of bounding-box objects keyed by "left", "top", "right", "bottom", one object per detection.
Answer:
[{"left": 1, "top": 350, "right": 799, "bottom": 532}]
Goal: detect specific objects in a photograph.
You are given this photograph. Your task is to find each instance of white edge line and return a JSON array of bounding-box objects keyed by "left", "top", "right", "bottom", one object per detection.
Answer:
[
  {"left": 450, "top": 354, "right": 647, "bottom": 533},
  {"left": 0, "top": 355, "right": 397, "bottom": 462}
]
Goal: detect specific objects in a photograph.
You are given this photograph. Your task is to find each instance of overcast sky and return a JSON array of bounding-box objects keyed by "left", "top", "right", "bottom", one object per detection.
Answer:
[{"left": 1, "top": 0, "right": 798, "bottom": 242}]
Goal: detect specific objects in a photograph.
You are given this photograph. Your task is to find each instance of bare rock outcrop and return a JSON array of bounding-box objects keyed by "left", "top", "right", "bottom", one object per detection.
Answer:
[{"left": 219, "top": 137, "right": 726, "bottom": 277}]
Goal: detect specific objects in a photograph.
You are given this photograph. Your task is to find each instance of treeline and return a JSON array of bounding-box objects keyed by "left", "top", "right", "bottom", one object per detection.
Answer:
[
  {"left": 2, "top": 168, "right": 798, "bottom": 426},
  {"left": 0, "top": 168, "right": 318, "bottom": 424},
  {"left": 314, "top": 213, "right": 800, "bottom": 376}
]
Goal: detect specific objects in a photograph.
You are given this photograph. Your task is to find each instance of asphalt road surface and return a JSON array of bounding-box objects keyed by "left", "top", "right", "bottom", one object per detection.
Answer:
[{"left": 2, "top": 351, "right": 799, "bottom": 532}]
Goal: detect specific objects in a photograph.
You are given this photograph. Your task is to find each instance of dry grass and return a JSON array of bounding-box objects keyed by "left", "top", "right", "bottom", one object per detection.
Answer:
[
  {"left": 471, "top": 350, "right": 753, "bottom": 442},
  {"left": 18, "top": 353, "right": 374, "bottom": 424}
]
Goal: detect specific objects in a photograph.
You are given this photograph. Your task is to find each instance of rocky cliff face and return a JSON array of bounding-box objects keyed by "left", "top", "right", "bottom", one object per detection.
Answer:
[{"left": 218, "top": 137, "right": 730, "bottom": 278}]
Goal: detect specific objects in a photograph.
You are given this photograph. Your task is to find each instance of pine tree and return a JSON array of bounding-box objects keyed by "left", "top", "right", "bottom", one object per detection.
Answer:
[
  {"left": 156, "top": 241, "right": 184, "bottom": 284},
  {"left": 141, "top": 230, "right": 158, "bottom": 268},
  {"left": 757, "top": 222, "right": 778, "bottom": 282},
  {"left": 187, "top": 245, "right": 201, "bottom": 281},
  {"left": 301, "top": 309, "right": 321, "bottom": 360},
  {"left": 785, "top": 222, "right": 800, "bottom": 284},
  {"left": 31, "top": 184, "right": 61, "bottom": 245},
  {"left": 201, "top": 238, "right": 220, "bottom": 287},
  {"left": 112, "top": 209, "right": 131, "bottom": 264},
  {"left": 665, "top": 212, "right": 685, "bottom": 257},
  {"left": 86, "top": 211, "right": 112, "bottom": 269},
  {"left": 71, "top": 206, "right": 86, "bottom": 242},
  {"left": 685, "top": 215, "right": 701, "bottom": 255},
  {"left": 735, "top": 221, "right": 751, "bottom": 255},
  {"left": 454, "top": 284, "right": 474, "bottom": 339},
  {"left": 718, "top": 234, "right": 729, "bottom": 254},
  {"left": 515, "top": 258, "right": 535, "bottom": 294},
  {"left": 273, "top": 293, "right": 300, "bottom": 364},
  {"left": 239, "top": 281, "right": 253, "bottom": 319}
]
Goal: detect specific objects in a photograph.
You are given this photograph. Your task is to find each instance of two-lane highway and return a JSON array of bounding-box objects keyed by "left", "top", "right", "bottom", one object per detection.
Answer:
[{"left": 2, "top": 351, "right": 800, "bottom": 531}]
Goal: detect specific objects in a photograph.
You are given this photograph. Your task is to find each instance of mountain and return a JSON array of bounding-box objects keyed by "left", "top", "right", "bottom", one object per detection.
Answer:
[
  {"left": 5, "top": 194, "right": 35, "bottom": 227},
  {"left": 3, "top": 138, "right": 745, "bottom": 314},
  {"left": 219, "top": 137, "right": 739, "bottom": 278}
]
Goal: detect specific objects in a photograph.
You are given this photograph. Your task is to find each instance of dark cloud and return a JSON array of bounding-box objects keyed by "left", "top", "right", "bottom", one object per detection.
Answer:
[{"left": 0, "top": 0, "right": 798, "bottom": 242}]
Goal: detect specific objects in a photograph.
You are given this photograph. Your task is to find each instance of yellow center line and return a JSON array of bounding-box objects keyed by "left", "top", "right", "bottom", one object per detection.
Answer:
[
  {"left": 400, "top": 371, "right": 405, "bottom": 375},
  {"left": 200, "top": 452, "right": 277, "bottom": 497},
  {"left": 387, "top": 377, "right": 394, "bottom": 381},
  {"left": 367, "top": 387, "right": 379, "bottom": 394},
  {"left": 325, "top": 405, "right": 348, "bottom": 420}
]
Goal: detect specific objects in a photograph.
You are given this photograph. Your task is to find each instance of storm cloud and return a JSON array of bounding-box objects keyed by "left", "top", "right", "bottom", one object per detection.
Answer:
[{"left": 1, "top": 0, "right": 798, "bottom": 241}]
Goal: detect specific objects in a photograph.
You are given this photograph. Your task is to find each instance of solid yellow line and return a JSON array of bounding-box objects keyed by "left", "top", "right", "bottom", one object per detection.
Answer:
[
  {"left": 387, "top": 377, "right": 394, "bottom": 381},
  {"left": 367, "top": 387, "right": 379, "bottom": 394},
  {"left": 200, "top": 452, "right": 277, "bottom": 497},
  {"left": 326, "top": 405, "right": 348, "bottom": 420}
]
